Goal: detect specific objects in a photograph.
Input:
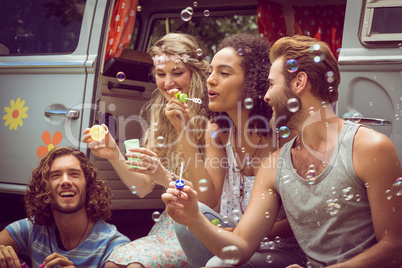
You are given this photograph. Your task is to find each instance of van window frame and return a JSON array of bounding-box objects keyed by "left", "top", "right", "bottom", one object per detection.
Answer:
[
  {"left": 360, "top": 0, "right": 402, "bottom": 46},
  {"left": 139, "top": 9, "right": 258, "bottom": 54}
]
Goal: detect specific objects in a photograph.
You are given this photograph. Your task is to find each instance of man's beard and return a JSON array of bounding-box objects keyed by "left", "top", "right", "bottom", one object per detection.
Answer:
[
  {"left": 51, "top": 193, "right": 86, "bottom": 214},
  {"left": 269, "top": 86, "right": 301, "bottom": 130}
]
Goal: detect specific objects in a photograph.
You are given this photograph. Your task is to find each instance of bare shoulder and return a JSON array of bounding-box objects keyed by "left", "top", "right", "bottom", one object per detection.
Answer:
[
  {"left": 353, "top": 127, "right": 401, "bottom": 184},
  {"left": 353, "top": 127, "right": 397, "bottom": 158}
]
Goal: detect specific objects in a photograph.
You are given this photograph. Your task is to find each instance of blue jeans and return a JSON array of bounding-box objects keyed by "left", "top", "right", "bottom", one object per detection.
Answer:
[{"left": 173, "top": 202, "right": 306, "bottom": 267}]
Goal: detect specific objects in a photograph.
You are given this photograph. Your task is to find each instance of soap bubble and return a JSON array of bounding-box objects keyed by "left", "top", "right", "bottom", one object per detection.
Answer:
[
  {"left": 116, "top": 71, "right": 126, "bottom": 82},
  {"left": 193, "top": 1, "right": 198, "bottom": 7},
  {"left": 279, "top": 126, "right": 290, "bottom": 138},
  {"left": 268, "top": 241, "right": 275, "bottom": 249},
  {"left": 136, "top": 6, "right": 142, "bottom": 12},
  {"left": 287, "top": 98, "right": 300, "bottom": 113},
  {"left": 275, "top": 236, "right": 281, "bottom": 244},
  {"left": 326, "top": 199, "right": 341, "bottom": 216},
  {"left": 266, "top": 255, "right": 273, "bottom": 263},
  {"left": 203, "top": 10, "right": 210, "bottom": 17},
  {"left": 391, "top": 177, "right": 402, "bottom": 196},
  {"left": 329, "top": 86, "right": 334, "bottom": 93},
  {"left": 156, "top": 136, "right": 165, "bottom": 147},
  {"left": 385, "top": 189, "right": 393, "bottom": 200},
  {"left": 152, "top": 211, "right": 161, "bottom": 222},
  {"left": 130, "top": 185, "right": 137, "bottom": 194},
  {"left": 286, "top": 59, "right": 298, "bottom": 73},
  {"left": 210, "top": 130, "right": 218, "bottom": 139},
  {"left": 265, "top": 211, "right": 270, "bottom": 218},
  {"left": 221, "top": 245, "right": 241, "bottom": 265},
  {"left": 238, "top": 48, "right": 244, "bottom": 56},
  {"left": 342, "top": 187, "right": 355, "bottom": 201},
  {"left": 326, "top": 71, "right": 334, "bottom": 83},
  {"left": 309, "top": 44, "right": 325, "bottom": 63},
  {"left": 181, "top": 8, "right": 192, "bottom": 21},
  {"left": 199, "top": 179, "right": 208, "bottom": 192},
  {"left": 244, "top": 98, "right": 254, "bottom": 109},
  {"left": 196, "top": 48, "right": 203, "bottom": 56},
  {"left": 308, "top": 107, "right": 315, "bottom": 115},
  {"left": 222, "top": 215, "right": 230, "bottom": 225},
  {"left": 355, "top": 194, "right": 361, "bottom": 202}
]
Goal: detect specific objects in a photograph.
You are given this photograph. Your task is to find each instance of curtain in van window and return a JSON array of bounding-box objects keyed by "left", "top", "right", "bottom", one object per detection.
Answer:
[
  {"left": 257, "top": 0, "right": 345, "bottom": 57},
  {"left": 105, "top": 0, "right": 138, "bottom": 62}
]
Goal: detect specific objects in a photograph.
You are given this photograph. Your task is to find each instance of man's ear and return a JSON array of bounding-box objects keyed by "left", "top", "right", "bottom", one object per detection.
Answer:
[{"left": 293, "top": 71, "right": 308, "bottom": 94}]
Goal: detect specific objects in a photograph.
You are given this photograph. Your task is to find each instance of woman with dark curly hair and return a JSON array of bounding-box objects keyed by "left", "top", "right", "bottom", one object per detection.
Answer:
[
  {"left": 0, "top": 147, "right": 129, "bottom": 268},
  {"left": 167, "top": 33, "right": 306, "bottom": 267}
]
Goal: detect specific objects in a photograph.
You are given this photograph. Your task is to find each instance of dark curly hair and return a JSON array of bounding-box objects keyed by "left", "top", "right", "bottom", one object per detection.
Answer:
[
  {"left": 24, "top": 147, "right": 112, "bottom": 226},
  {"left": 209, "top": 33, "right": 273, "bottom": 136}
]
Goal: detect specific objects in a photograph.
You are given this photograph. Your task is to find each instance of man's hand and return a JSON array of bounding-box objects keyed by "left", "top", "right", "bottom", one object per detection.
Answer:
[
  {"left": 0, "top": 245, "right": 20, "bottom": 268},
  {"left": 43, "top": 253, "right": 75, "bottom": 268}
]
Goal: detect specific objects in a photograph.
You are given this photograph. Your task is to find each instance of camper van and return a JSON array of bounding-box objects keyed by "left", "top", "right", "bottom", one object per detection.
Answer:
[{"left": 0, "top": 0, "right": 401, "bottom": 226}]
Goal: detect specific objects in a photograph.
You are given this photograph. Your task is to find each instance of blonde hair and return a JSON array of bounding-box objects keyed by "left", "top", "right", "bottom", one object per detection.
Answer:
[{"left": 142, "top": 33, "right": 209, "bottom": 174}]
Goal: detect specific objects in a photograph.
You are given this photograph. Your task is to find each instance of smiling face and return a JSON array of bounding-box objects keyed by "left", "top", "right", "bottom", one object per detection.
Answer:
[
  {"left": 154, "top": 55, "right": 192, "bottom": 100},
  {"left": 207, "top": 47, "right": 245, "bottom": 114},
  {"left": 49, "top": 155, "right": 86, "bottom": 215}
]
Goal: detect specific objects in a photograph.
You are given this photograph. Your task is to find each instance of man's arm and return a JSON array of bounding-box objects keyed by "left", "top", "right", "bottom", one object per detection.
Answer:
[
  {"left": 163, "top": 154, "right": 281, "bottom": 265},
  {"left": 0, "top": 228, "right": 21, "bottom": 267},
  {"left": 330, "top": 128, "right": 402, "bottom": 267}
]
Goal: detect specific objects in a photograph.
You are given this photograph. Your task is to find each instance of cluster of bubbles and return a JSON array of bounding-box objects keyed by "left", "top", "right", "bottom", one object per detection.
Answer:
[
  {"left": 220, "top": 245, "right": 241, "bottom": 265},
  {"left": 326, "top": 198, "right": 341, "bottom": 216},
  {"left": 342, "top": 187, "right": 361, "bottom": 202},
  {"left": 181, "top": 7, "right": 193, "bottom": 22},
  {"left": 385, "top": 177, "right": 402, "bottom": 200},
  {"left": 306, "top": 164, "right": 317, "bottom": 185},
  {"left": 180, "top": 6, "right": 210, "bottom": 22},
  {"left": 116, "top": 71, "right": 126, "bottom": 82},
  {"left": 309, "top": 44, "right": 326, "bottom": 63}
]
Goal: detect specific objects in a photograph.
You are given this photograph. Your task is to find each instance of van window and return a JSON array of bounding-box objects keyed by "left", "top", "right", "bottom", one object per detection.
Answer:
[
  {"left": 361, "top": 0, "right": 402, "bottom": 44},
  {"left": 0, "top": 0, "right": 86, "bottom": 55}
]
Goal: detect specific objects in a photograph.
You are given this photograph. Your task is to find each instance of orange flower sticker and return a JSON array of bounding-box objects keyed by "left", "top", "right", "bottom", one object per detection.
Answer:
[{"left": 37, "top": 131, "right": 63, "bottom": 158}]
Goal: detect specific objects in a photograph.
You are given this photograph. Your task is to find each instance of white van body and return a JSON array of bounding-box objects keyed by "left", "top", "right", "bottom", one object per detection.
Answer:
[{"left": 0, "top": 0, "right": 400, "bottom": 213}]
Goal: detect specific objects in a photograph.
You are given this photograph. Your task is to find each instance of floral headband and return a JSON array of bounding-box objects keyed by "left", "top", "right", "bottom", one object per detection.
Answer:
[{"left": 152, "top": 53, "right": 191, "bottom": 67}]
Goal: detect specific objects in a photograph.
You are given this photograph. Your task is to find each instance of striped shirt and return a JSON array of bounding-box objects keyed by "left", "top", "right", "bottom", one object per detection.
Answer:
[{"left": 6, "top": 218, "right": 130, "bottom": 268}]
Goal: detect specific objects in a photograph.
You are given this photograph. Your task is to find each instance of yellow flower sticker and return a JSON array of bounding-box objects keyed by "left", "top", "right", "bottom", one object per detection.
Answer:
[{"left": 3, "top": 98, "right": 29, "bottom": 130}]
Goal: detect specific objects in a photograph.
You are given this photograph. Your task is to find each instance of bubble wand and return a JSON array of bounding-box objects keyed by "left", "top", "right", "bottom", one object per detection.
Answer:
[
  {"left": 175, "top": 162, "right": 185, "bottom": 197},
  {"left": 175, "top": 92, "right": 202, "bottom": 104}
]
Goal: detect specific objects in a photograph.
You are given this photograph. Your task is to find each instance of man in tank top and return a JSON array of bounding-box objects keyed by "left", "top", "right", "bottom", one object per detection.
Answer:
[{"left": 162, "top": 35, "right": 402, "bottom": 267}]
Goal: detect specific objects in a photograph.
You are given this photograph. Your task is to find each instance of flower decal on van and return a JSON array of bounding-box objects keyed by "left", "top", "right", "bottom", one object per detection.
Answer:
[
  {"left": 37, "top": 131, "right": 63, "bottom": 158},
  {"left": 3, "top": 98, "right": 28, "bottom": 130}
]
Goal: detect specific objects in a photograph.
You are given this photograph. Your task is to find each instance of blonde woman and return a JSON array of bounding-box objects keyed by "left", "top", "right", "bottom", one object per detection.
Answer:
[{"left": 83, "top": 33, "right": 208, "bottom": 267}]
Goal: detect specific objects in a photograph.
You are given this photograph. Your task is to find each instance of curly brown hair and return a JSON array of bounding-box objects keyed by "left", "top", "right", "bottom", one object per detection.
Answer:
[
  {"left": 24, "top": 147, "right": 112, "bottom": 226},
  {"left": 209, "top": 33, "right": 273, "bottom": 136}
]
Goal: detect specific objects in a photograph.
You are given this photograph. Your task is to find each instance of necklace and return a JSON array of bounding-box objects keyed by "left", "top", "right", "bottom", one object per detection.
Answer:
[
  {"left": 232, "top": 129, "right": 262, "bottom": 174},
  {"left": 74, "top": 218, "right": 90, "bottom": 248},
  {"left": 50, "top": 218, "right": 90, "bottom": 252},
  {"left": 232, "top": 128, "right": 262, "bottom": 212}
]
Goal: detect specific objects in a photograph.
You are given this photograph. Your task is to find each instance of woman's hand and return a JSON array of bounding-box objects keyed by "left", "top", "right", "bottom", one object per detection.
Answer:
[
  {"left": 82, "top": 125, "right": 120, "bottom": 161},
  {"left": 165, "top": 89, "right": 190, "bottom": 132},
  {"left": 162, "top": 181, "right": 201, "bottom": 227},
  {"left": 126, "top": 147, "right": 172, "bottom": 187}
]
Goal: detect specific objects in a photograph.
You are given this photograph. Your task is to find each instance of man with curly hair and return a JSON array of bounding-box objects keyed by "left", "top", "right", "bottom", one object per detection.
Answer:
[{"left": 0, "top": 147, "right": 129, "bottom": 268}]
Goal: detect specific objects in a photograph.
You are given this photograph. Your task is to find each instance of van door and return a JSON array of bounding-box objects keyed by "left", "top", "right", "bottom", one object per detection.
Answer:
[
  {"left": 0, "top": 0, "right": 108, "bottom": 193},
  {"left": 337, "top": 0, "right": 402, "bottom": 162}
]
